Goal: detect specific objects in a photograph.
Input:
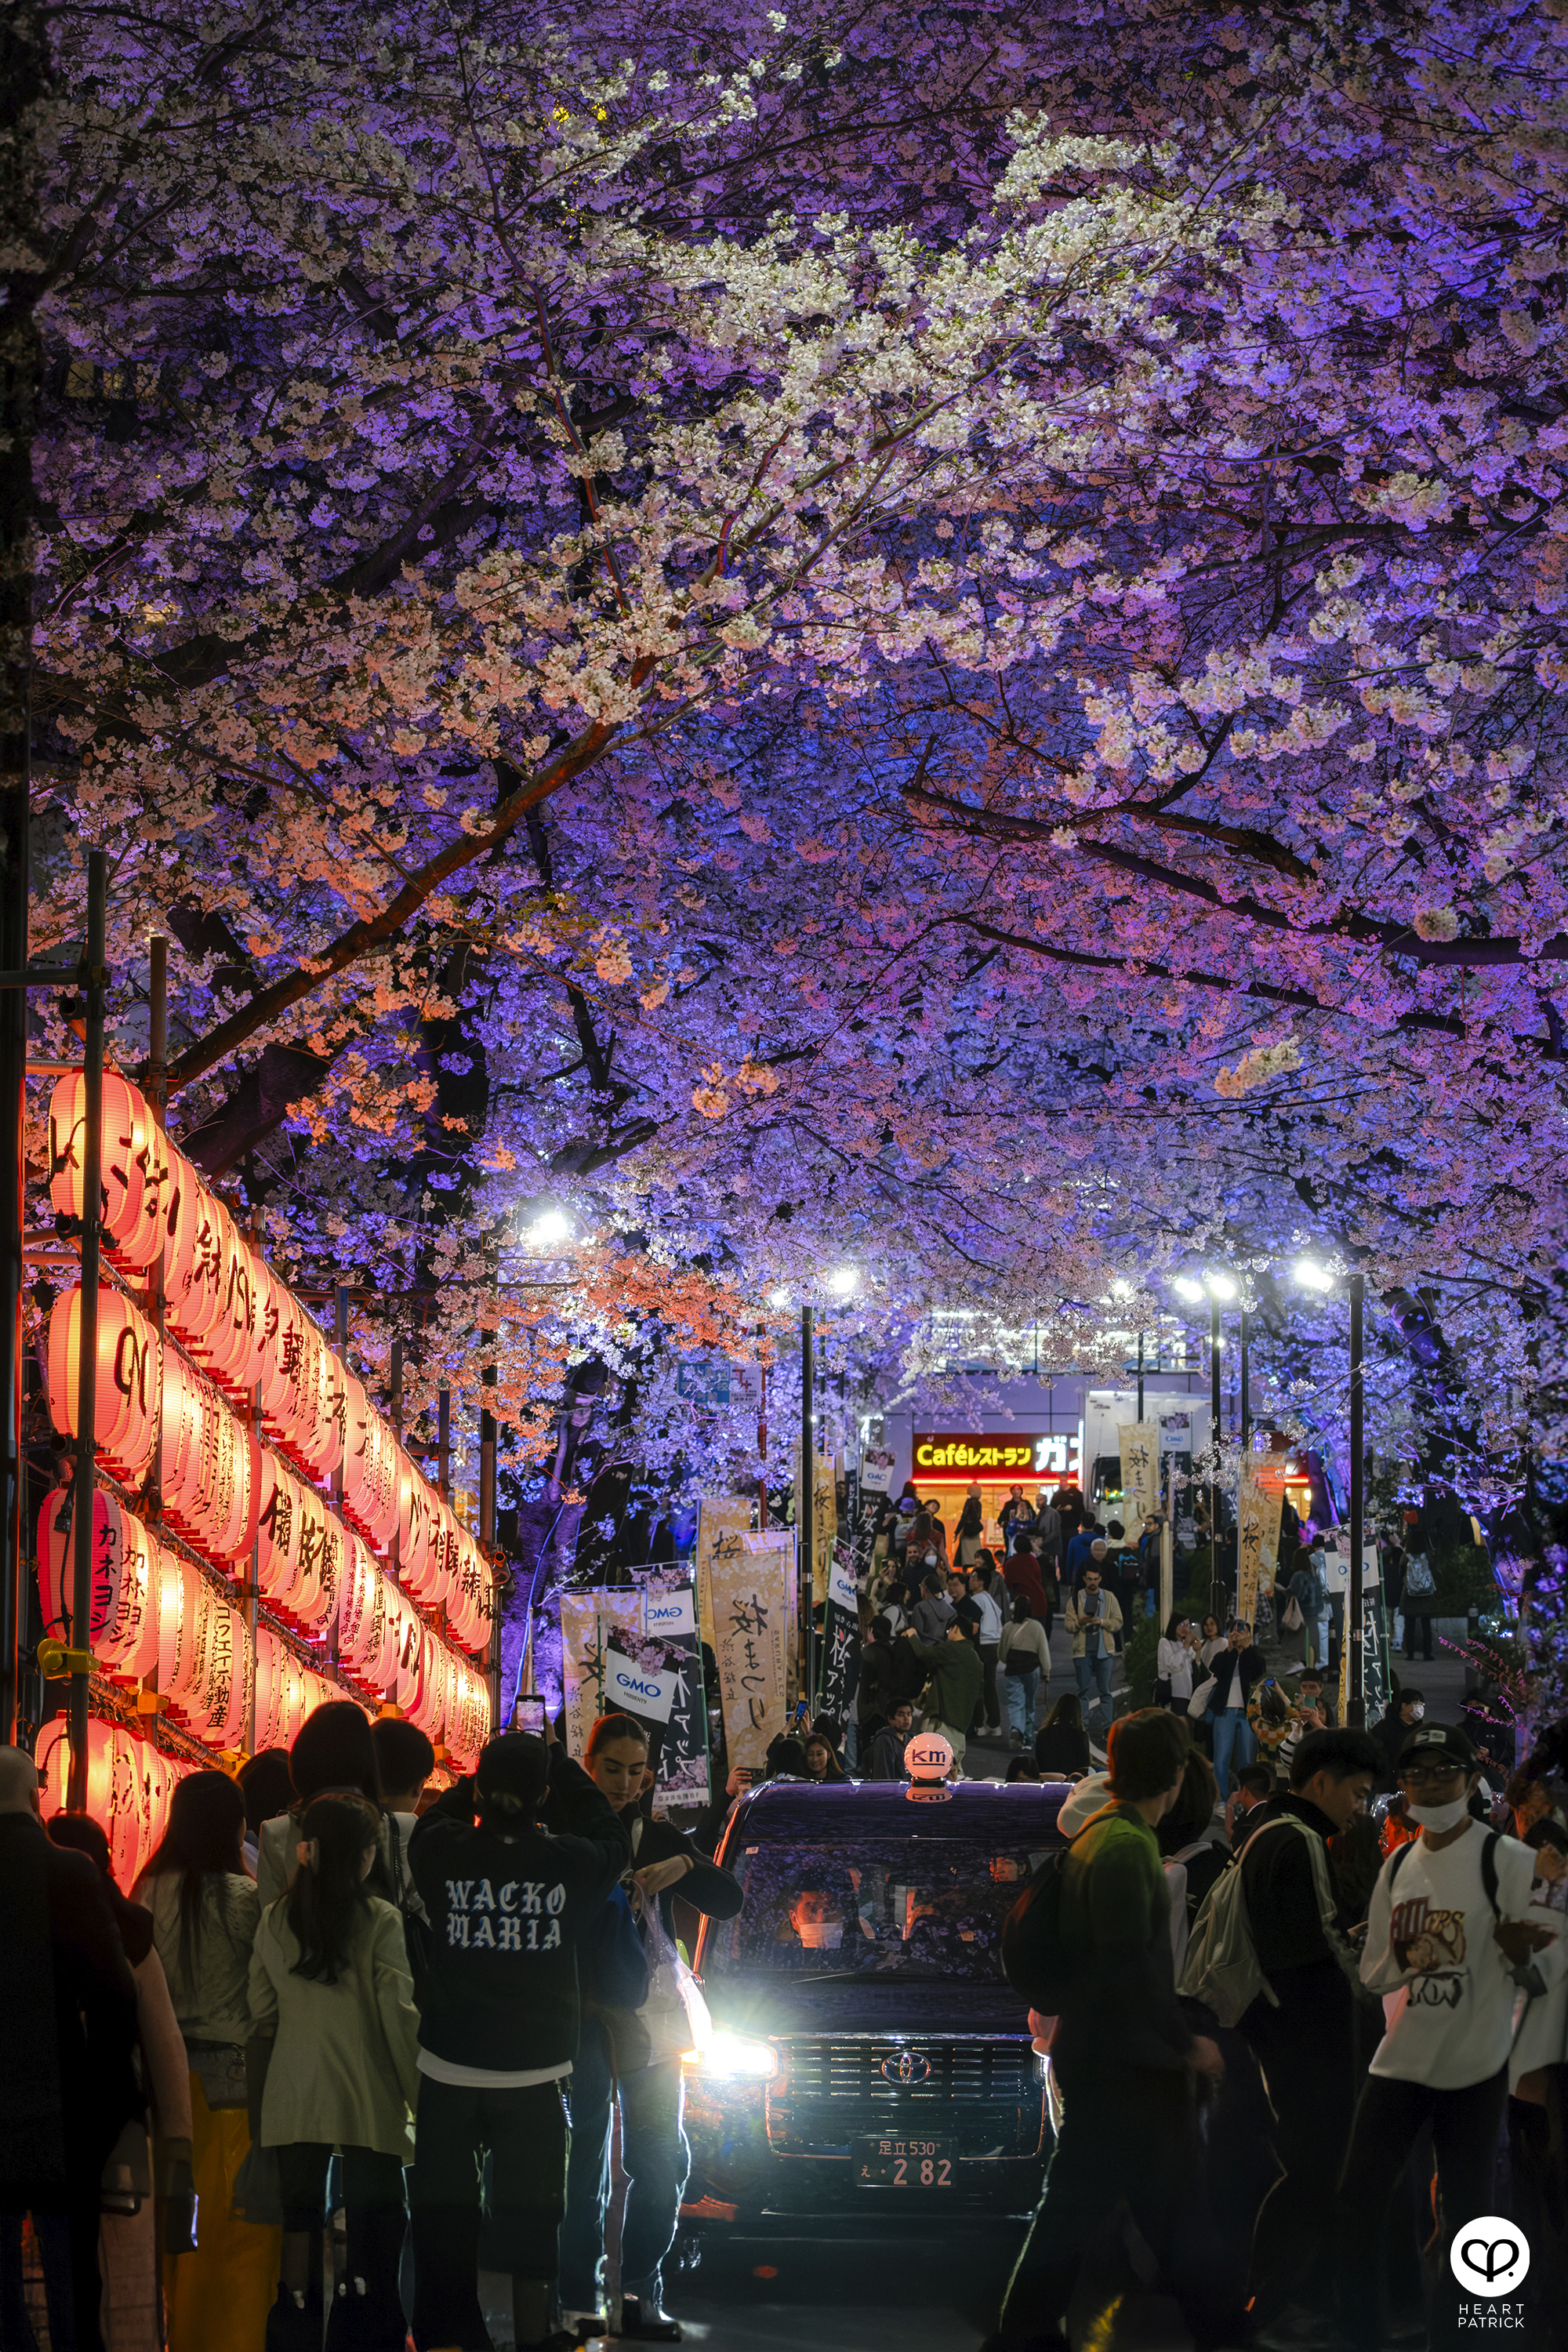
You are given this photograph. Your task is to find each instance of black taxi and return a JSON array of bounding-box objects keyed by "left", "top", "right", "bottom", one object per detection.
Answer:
[{"left": 678, "top": 1774, "right": 1069, "bottom": 2231}]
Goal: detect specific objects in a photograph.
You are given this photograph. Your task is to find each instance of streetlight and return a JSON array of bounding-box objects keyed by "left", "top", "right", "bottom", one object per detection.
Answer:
[
  {"left": 1171, "top": 1268, "right": 1241, "bottom": 1616},
  {"left": 826, "top": 1266, "right": 858, "bottom": 1298},
  {"left": 1289, "top": 1255, "right": 1367, "bottom": 1726},
  {"left": 525, "top": 1207, "right": 572, "bottom": 1248}
]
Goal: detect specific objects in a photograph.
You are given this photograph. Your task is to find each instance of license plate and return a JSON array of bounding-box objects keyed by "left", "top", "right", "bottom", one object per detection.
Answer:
[{"left": 854, "top": 2136, "right": 956, "bottom": 2187}]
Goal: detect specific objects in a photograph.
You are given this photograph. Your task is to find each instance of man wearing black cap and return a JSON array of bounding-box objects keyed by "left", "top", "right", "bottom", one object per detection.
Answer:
[
  {"left": 1335, "top": 1722, "right": 1558, "bottom": 2349},
  {"left": 406, "top": 1723, "right": 630, "bottom": 2352}
]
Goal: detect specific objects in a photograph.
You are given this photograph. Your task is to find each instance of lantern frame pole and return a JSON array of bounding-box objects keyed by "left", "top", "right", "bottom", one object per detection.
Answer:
[
  {"left": 437, "top": 1385, "right": 450, "bottom": 1502},
  {"left": 67, "top": 850, "right": 107, "bottom": 1810},
  {"left": 330, "top": 1283, "right": 347, "bottom": 1671},
  {"left": 0, "top": 739, "right": 25, "bottom": 1749}
]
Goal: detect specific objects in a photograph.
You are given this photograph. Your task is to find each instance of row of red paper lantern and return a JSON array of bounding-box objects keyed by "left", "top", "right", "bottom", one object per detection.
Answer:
[
  {"left": 45, "top": 1284, "right": 492, "bottom": 1653},
  {"left": 37, "top": 1718, "right": 191, "bottom": 1889},
  {"left": 49, "top": 1075, "right": 447, "bottom": 1566},
  {"left": 37, "top": 1486, "right": 487, "bottom": 1766}
]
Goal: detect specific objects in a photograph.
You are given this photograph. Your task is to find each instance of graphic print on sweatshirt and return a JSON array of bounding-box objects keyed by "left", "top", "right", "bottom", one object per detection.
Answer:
[
  {"left": 1390, "top": 1891, "right": 1467, "bottom": 2002},
  {"left": 442, "top": 1875, "right": 567, "bottom": 1951}
]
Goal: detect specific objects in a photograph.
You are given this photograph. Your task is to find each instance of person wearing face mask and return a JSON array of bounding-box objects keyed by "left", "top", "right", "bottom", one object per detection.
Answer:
[
  {"left": 1370, "top": 1687, "right": 1425, "bottom": 1791},
  {"left": 1334, "top": 1722, "right": 1562, "bottom": 2351}
]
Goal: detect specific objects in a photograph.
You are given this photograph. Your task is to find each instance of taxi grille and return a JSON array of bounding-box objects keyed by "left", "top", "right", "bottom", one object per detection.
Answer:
[{"left": 766, "top": 2037, "right": 1043, "bottom": 2157}]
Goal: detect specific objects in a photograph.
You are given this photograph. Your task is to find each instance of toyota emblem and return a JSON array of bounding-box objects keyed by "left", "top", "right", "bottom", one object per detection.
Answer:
[{"left": 881, "top": 2049, "right": 932, "bottom": 2085}]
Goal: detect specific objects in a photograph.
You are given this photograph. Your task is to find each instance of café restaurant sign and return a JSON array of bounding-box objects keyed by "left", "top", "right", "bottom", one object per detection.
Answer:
[{"left": 913, "top": 1432, "right": 1081, "bottom": 1479}]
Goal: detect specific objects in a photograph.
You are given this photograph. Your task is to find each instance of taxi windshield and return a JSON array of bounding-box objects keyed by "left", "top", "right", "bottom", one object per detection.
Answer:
[{"left": 702, "top": 1839, "right": 1049, "bottom": 1983}]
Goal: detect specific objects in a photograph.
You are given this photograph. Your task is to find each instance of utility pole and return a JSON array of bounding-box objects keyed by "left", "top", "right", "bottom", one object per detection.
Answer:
[
  {"left": 1348, "top": 1270, "right": 1366, "bottom": 1731},
  {"left": 0, "top": 9, "right": 42, "bottom": 1744},
  {"left": 1208, "top": 1294, "right": 1223, "bottom": 1621},
  {"left": 800, "top": 1303, "right": 814, "bottom": 1710}
]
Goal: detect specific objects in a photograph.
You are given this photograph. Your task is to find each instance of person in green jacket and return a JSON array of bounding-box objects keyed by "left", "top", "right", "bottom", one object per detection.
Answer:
[
  {"left": 249, "top": 1791, "right": 421, "bottom": 2352},
  {"left": 902, "top": 1599, "right": 985, "bottom": 1773}
]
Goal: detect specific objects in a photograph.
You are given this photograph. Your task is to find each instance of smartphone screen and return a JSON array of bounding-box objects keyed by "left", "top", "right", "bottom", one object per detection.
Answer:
[{"left": 513, "top": 1694, "right": 547, "bottom": 1736}]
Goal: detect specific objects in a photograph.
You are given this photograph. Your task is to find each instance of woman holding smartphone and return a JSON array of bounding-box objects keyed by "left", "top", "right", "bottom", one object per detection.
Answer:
[{"left": 1156, "top": 1613, "right": 1200, "bottom": 1713}]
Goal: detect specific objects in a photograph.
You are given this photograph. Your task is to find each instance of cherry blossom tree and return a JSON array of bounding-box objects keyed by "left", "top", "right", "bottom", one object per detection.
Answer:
[{"left": 13, "top": 0, "right": 1568, "bottom": 1607}]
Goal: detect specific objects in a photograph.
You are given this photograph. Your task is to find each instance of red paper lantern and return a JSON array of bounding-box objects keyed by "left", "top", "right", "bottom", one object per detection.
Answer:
[
  {"left": 396, "top": 1454, "right": 435, "bottom": 1595},
  {"left": 47, "top": 1074, "right": 157, "bottom": 1266},
  {"left": 36, "top": 1485, "right": 159, "bottom": 1680},
  {"left": 46, "top": 1285, "right": 160, "bottom": 1485},
  {"left": 38, "top": 1718, "right": 187, "bottom": 1889},
  {"left": 255, "top": 1450, "right": 305, "bottom": 1609},
  {"left": 163, "top": 1157, "right": 227, "bottom": 1347},
  {"left": 342, "top": 1377, "right": 398, "bottom": 1553},
  {"left": 159, "top": 1352, "right": 252, "bottom": 1565}
]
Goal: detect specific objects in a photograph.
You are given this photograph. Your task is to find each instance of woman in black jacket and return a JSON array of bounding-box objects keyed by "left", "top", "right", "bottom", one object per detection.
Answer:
[
  {"left": 1204, "top": 1620, "right": 1269, "bottom": 1797},
  {"left": 559, "top": 1713, "right": 743, "bottom": 2342},
  {"left": 1033, "top": 1693, "right": 1092, "bottom": 1779}
]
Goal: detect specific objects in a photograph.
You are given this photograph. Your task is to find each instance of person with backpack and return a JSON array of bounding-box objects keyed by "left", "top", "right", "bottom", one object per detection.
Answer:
[
  {"left": 248, "top": 1791, "right": 420, "bottom": 2352},
  {"left": 558, "top": 1712, "right": 742, "bottom": 2343},
  {"left": 989, "top": 1710, "right": 1236, "bottom": 2352},
  {"left": 1219, "top": 1726, "right": 1380, "bottom": 2336},
  {"left": 405, "top": 1726, "right": 630, "bottom": 2352},
  {"left": 1334, "top": 1722, "right": 1559, "bottom": 2350},
  {"left": 1397, "top": 1546, "right": 1438, "bottom": 1662}
]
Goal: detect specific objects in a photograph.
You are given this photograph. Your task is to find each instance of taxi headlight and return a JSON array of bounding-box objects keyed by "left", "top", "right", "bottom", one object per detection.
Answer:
[{"left": 684, "top": 2031, "right": 779, "bottom": 2082}]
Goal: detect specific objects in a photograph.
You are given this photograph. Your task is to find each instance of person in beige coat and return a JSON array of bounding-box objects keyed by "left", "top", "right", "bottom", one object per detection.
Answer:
[
  {"left": 249, "top": 1791, "right": 420, "bottom": 2352},
  {"left": 1064, "top": 1563, "right": 1124, "bottom": 1740}
]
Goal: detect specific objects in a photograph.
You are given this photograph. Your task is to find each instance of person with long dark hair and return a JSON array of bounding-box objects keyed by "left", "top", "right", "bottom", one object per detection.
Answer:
[
  {"left": 255, "top": 1700, "right": 397, "bottom": 1908},
  {"left": 1033, "top": 1693, "right": 1092, "bottom": 1780},
  {"left": 135, "top": 1769, "right": 279, "bottom": 2352},
  {"left": 249, "top": 1793, "right": 420, "bottom": 2352}
]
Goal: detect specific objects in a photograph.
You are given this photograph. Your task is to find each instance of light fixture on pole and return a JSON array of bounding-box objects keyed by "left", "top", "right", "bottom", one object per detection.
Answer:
[{"left": 1291, "top": 1254, "right": 1367, "bottom": 1724}]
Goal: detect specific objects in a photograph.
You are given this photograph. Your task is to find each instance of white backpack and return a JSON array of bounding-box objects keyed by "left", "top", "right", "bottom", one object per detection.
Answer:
[{"left": 1179, "top": 1816, "right": 1355, "bottom": 2027}]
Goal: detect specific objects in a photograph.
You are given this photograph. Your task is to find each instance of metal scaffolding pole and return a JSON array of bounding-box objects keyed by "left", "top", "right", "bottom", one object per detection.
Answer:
[{"left": 67, "top": 851, "right": 107, "bottom": 1809}]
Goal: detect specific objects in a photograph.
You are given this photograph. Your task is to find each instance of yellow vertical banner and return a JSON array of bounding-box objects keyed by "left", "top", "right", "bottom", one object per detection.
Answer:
[
  {"left": 710, "top": 1532, "right": 794, "bottom": 1773},
  {"left": 695, "top": 1496, "right": 751, "bottom": 1657},
  {"left": 793, "top": 1443, "right": 836, "bottom": 1600},
  {"left": 1258, "top": 1483, "right": 1284, "bottom": 1599},
  {"left": 1236, "top": 1477, "right": 1266, "bottom": 1632},
  {"left": 558, "top": 1588, "right": 642, "bottom": 1759},
  {"left": 1118, "top": 1424, "right": 1160, "bottom": 1523}
]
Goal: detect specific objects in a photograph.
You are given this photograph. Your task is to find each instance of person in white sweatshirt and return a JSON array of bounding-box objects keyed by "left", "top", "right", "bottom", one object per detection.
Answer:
[{"left": 1334, "top": 1722, "right": 1560, "bottom": 2348}]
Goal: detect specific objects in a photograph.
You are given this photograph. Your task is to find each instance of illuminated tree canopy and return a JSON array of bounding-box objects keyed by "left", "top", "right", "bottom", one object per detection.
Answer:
[{"left": 16, "top": 0, "right": 1568, "bottom": 1508}]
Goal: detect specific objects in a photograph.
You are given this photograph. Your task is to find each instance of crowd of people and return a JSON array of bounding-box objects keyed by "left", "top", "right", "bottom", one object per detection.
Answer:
[
  {"left": 2, "top": 1472, "right": 1544, "bottom": 2352},
  {"left": 0, "top": 1700, "right": 740, "bottom": 2352},
  {"left": 988, "top": 1698, "right": 1568, "bottom": 2352}
]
